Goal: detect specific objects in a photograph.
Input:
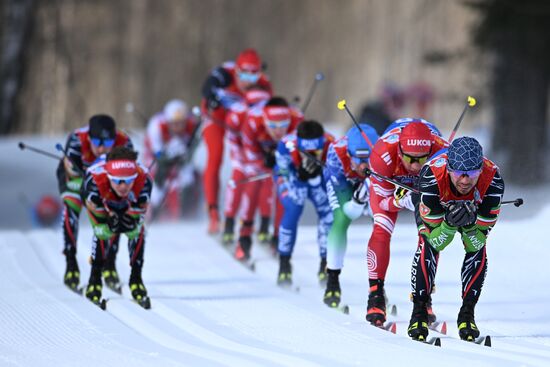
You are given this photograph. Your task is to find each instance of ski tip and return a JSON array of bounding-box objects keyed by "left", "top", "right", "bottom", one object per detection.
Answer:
[
  {"left": 390, "top": 304, "right": 398, "bottom": 316},
  {"left": 342, "top": 305, "right": 350, "bottom": 315},
  {"left": 440, "top": 321, "right": 447, "bottom": 335},
  {"left": 100, "top": 299, "right": 107, "bottom": 310},
  {"left": 389, "top": 322, "right": 397, "bottom": 334},
  {"left": 433, "top": 337, "right": 441, "bottom": 347},
  {"left": 484, "top": 335, "right": 492, "bottom": 347}
]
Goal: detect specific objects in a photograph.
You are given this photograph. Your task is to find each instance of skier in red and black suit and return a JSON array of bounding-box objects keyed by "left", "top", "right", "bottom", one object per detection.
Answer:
[
  {"left": 366, "top": 118, "right": 448, "bottom": 326},
  {"left": 82, "top": 146, "right": 153, "bottom": 306},
  {"left": 407, "top": 136, "right": 504, "bottom": 342},
  {"left": 222, "top": 88, "right": 271, "bottom": 246},
  {"left": 56, "top": 114, "right": 132, "bottom": 292},
  {"left": 235, "top": 96, "right": 302, "bottom": 262},
  {"left": 201, "top": 48, "right": 273, "bottom": 235}
]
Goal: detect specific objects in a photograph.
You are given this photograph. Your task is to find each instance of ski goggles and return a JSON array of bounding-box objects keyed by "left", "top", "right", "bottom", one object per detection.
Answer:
[
  {"left": 90, "top": 137, "right": 115, "bottom": 148},
  {"left": 237, "top": 70, "right": 260, "bottom": 84},
  {"left": 399, "top": 146, "right": 429, "bottom": 164},
  {"left": 447, "top": 167, "right": 482, "bottom": 179},
  {"left": 108, "top": 174, "right": 137, "bottom": 185},
  {"left": 265, "top": 119, "right": 290, "bottom": 130}
]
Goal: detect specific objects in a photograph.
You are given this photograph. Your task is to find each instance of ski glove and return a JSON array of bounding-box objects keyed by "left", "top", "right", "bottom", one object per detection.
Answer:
[
  {"left": 352, "top": 180, "right": 369, "bottom": 205},
  {"left": 119, "top": 214, "right": 138, "bottom": 233},
  {"left": 107, "top": 214, "right": 121, "bottom": 233},
  {"left": 297, "top": 152, "right": 322, "bottom": 181},
  {"left": 444, "top": 201, "right": 477, "bottom": 228},
  {"left": 393, "top": 187, "right": 415, "bottom": 211},
  {"left": 105, "top": 200, "right": 129, "bottom": 216}
]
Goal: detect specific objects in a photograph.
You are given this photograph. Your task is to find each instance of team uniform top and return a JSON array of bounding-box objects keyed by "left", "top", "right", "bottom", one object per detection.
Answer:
[
  {"left": 416, "top": 153, "right": 505, "bottom": 252},
  {"left": 369, "top": 119, "right": 448, "bottom": 212}
]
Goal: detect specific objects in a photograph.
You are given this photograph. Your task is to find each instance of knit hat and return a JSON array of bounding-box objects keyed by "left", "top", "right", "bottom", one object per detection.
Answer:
[{"left": 447, "top": 136, "right": 483, "bottom": 171}]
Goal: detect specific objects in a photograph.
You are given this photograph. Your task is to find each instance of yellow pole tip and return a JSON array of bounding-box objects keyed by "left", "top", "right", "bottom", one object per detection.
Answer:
[
  {"left": 337, "top": 100, "right": 347, "bottom": 110},
  {"left": 467, "top": 96, "right": 477, "bottom": 107}
]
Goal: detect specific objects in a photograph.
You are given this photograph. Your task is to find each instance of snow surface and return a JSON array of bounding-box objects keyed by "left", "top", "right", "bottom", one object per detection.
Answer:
[{"left": 1, "top": 205, "right": 550, "bottom": 367}]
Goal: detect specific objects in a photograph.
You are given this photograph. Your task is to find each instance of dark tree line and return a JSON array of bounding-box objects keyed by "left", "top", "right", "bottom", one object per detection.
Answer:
[{"left": 468, "top": 0, "right": 550, "bottom": 184}]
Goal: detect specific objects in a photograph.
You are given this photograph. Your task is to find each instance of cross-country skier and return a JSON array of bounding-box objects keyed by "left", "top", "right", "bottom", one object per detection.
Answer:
[
  {"left": 322, "top": 124, "right": 379, "bottom": 307},
  {"left": 274, "top": 120, "right": 334, "bottom": 287},
  {"left": 143, "top": 99, "right": 200, "bottom": 220},
  {"left": 222, "top": 87, "right": 272, "bottom": 246},
  {"left": 407, "top": 136, "right": 504, "bottom": 342},
  {"left": 365, "top": 118, "right": 448, "bottom": 327},
  {"left": 81, "top": 146, "right": 153, "bottom": 306},
  {"left": 201, "top": 48, "right": 273, "bottom": 234},
  {"left": 56, "top": 115, "right": 133, "bottom": 292},
  {"left": 234, "top": 96, "right": 302, "bottom": 262}
]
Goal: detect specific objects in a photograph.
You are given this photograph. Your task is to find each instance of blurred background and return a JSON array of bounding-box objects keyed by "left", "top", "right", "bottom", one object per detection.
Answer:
[{"left": 1, "top": 0, "right": 549, "bottom": 229}]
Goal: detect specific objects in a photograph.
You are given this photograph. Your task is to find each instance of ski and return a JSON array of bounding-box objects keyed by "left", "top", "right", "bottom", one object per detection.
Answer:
[
  {"left": 236, "top": 258, "right": 256, "bottom": 271},
  {"left": 133, "top": 296, "right": 151, "bottom": 310},
  {"left": 89, "top": 297, "right": 108, "bottom": 310},
  {"left": 105, "top": 282, "right": 123, "bottom": 295},
  {"left": 379, "top": 321, "right": 397, "bottom": 334},
  {"left": 66, "top": 284, "right": 84, "bottom": 295},
  {"left": 277, "top": 283, "right": 300, "bottom": 293},
  {"left": 369, "top": 320, "right": 397, "bottom": 334},
  {"left": 462, "top": 335, "right": 491, "bottom": 347},
  {"left": 428, "top": 320, "right": 490, "bottom": 347},
  {"left": 429, "top": 321, "right": 447, "bottom": 335},
  {"left": 340, "top": 304, "right": 350, "bottom": 315}
]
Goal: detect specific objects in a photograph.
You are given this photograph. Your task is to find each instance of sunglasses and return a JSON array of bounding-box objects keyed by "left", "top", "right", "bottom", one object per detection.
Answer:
[
  {"left": 108, "top": 176, "right": 135, "bottom": 185},
  {"left": 399, "top": 146, "right": 429, "bottom": 164},
  {"left": 90, "top": 137, "right": 115, "bottom": 148},
  {"left": 266, "top": 119, "right": 290, "bottom": 129},
  {"left": 448, "top": 167, "right": 482, "bottom": 179},
  {"left": 237, "top": 70, "right": 260, "bottom": 83}
]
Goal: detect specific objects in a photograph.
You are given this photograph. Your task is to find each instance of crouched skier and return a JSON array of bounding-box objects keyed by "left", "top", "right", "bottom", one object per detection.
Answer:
[
  {"left": 82, "top": 146, "right": 153, "bottom": 307},
  {"left": 274, "top": 120, "right": 334, "bottom": 286},
  {"left": 408, "top": 137, "right": 504, "bottom": 341}
]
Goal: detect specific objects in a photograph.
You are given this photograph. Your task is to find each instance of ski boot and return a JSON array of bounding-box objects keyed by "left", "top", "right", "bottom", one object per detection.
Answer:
[
  {"left": 85, "top": 266, "right": 103, "bottom": 305},
  {"left": 323, "top": 269, "right": 341, "bottom": 308},
  {"left": 129, "top": 266, "right": 150, "bottom": 309},
  {"left": 277, "top": 255, "right": 292, "bottom": 287},
  {"left": 257, "top": 216, "right": 271, "bottom": 245},
  {"left": 64, "top": 253, "right": 80, "bottom": 291},
  {"left": 408, "top": 297, "right": 429, "bottom": 341},
  {"left": 234, "top": 236, "right": 252, "bottom": 262},
  {"left": 366, "top": 279, "right": 386, "bottom": 327},
  {"left": 457, "top": 300, "right": 480, "bottom": 341},
  {"left": 102, "top": 254, "right": 122, "bottom": 294},
  {"left": 207, "top": 205, "right": 220, "bottom": 235},
  {"left": 222, "top": 217, "right": 235, "bottom": 246},
  {"left": 317, "top": 257, "right": 327, "bottom": 286}
]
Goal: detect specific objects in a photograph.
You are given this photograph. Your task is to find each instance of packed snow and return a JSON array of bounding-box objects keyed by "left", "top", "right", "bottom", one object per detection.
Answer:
[{"left": 1, "top": 202, "right": 550, "bottom": 366}]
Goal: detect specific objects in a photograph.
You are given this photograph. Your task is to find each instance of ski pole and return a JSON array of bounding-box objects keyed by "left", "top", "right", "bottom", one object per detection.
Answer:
[
  {"left": 301, "top": 72, "right": 325, "bottom": 114},
  {"left": 228, "top": 172, "right": 272, "bottom": 189},
  {"left": 501, "top": 198, "right": 523, "bottom": 207},
  {"left": 448, "top": 96, "right": 476, "bottom": 142},
  {"left": 337, "top": 99, "right": 375, "bottom": 149},
  {"left": 18, "top": 142, "right": 62, "bottom": 160}
]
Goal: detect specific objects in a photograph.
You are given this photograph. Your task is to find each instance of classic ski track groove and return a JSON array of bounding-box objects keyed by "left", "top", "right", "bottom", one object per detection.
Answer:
[{"left": 4, "top": 227, "right": 550, "bottom": 366}]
